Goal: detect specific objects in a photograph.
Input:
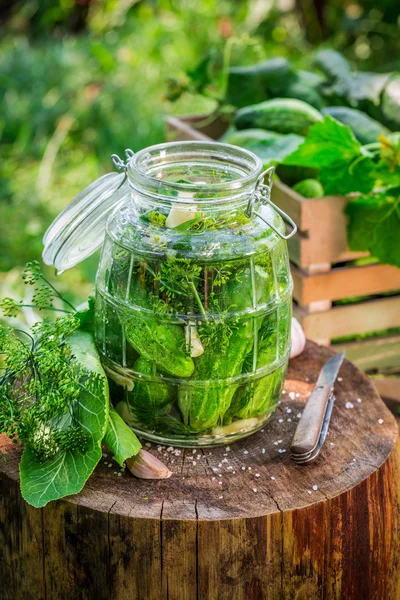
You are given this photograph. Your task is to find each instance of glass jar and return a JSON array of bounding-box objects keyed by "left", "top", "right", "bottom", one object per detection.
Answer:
[{"left": 43, "top": 141, "right": 296, "bottom": 447}]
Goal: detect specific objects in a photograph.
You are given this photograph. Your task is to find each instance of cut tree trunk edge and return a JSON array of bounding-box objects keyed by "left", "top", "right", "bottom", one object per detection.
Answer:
[{"left": 0, "top": 342, "right": 400, "bottom": 600}]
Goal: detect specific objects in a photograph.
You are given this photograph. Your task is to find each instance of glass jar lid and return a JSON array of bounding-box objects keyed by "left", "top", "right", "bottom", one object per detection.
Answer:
[{"left": 42, "top": 170, "right": 129, "bottom": 273}]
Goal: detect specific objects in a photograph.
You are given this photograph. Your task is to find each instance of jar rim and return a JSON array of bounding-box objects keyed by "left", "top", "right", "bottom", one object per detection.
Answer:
[{"left": 126, "top": 140, "right": 263, "bottom": 202}]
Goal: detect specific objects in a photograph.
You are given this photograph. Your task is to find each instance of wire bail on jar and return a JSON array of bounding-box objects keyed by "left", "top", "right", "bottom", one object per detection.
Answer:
[
  {"left": 111, "top": 149, "right": 135, "bottom": 171},
  {"left": 246, "top": 166, "right": 297, "bottom": 240}
]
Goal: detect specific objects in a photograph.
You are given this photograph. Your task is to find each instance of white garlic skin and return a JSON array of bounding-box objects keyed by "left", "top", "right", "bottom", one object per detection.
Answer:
[{"left": 290, "top": 317, "right": 306, "bottom": 359}]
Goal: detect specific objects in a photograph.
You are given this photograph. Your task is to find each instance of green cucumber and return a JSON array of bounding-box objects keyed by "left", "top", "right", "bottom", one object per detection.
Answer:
[
  {"left": 235, "top": 98, "right": 323, "bottom": 136},
  {"left": 225, "top": 128, "right": 283, "bottom": 146},
  {"left": 127, "top": 357, "right": 173, "bottom": 425},
  {"left": 280, "top": 70, "right": 325, "bottom": 110},
  {"left": 321, "top": 107, "right": 390, "bottom": 144},
  {"left": 226, "top": 58, "right": 296, "bottom": 108},
  {"left": 293, "top": 179, "right": 324, "bottom": 198},
  {"left": 178, "top": 319, "right": 255, "bottom": 431},
  {"left": 125, "top": 314, "right": 194, "bottom": 378}
]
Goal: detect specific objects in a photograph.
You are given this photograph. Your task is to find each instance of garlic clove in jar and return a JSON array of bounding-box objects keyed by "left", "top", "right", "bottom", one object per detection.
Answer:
[
  {"left": 290, "top": 317, "right": 306, "bottom": 359},
  {"left": 126, "top": 449, "right": 172, "bottom": 479},
  {"left": 185, "top": 321, "right": 204, "bottom": 357},
  {"left": 165, "top": 204, "right": 197, "bottom": 228}
]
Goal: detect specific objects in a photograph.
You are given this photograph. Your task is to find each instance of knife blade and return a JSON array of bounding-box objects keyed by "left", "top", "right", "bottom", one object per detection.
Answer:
[{"left": 291, "top": 351, "right": 345, "bottom": 462}]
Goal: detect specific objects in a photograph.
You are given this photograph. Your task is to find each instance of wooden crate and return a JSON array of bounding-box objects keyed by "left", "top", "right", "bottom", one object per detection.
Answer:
[{"left": 165, "top": 114, "right": 400, "bottom": 375}]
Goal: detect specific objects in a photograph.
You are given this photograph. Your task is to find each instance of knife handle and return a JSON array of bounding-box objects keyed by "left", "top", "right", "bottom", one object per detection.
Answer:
[{"left": 291, "top": 384, "right": 331, "bottom": 455}]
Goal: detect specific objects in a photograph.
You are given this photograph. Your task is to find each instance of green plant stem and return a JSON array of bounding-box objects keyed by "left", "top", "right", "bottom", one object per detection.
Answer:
[{"left": 189, "top": 280, "right": 207, "bottom": 319}]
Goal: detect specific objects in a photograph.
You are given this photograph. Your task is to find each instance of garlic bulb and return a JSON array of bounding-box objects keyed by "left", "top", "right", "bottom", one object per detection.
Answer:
[
  {"left": 126, "top": 449, "right": 172, "bottom": 479},
  {"left": 185, "top": 321, "right": 204, "bottom": 357},
  {"left": 290, "top": 317, "right": 306, "bottom": 359}
]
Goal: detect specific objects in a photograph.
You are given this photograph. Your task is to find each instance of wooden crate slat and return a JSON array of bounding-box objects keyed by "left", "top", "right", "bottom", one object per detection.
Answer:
[
  {"left": 292, "top": 263, "right": 400, "bottom": 304},
  {"left": 295, "top": 296, "right": 400, "bottom": 340},
  {"left": 373, "top": 378, "right": 400, "bottom": 402},
  {"left": 332, "top": 336, "right": 400, "bottom": 373}
]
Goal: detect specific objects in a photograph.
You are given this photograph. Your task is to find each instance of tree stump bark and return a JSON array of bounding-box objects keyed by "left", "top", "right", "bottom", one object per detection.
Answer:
[{"left": 1, "top": 342, "right": 400, "bottom": 600}]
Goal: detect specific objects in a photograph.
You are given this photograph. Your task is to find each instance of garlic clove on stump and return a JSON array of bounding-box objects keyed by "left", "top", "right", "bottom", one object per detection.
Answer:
[{"left": 126, "top": 449, "right": 172, "bottom": 479}]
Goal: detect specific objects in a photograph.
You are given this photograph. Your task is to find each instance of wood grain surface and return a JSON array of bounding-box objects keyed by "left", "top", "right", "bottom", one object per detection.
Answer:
[{"left": 1, "top": 342, "right": 399, "bottom": 600}]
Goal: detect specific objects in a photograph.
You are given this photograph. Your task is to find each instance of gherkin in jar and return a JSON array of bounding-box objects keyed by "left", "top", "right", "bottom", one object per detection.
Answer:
[{"left": 44, "top": 141, "right": 295, "bottom": 446}]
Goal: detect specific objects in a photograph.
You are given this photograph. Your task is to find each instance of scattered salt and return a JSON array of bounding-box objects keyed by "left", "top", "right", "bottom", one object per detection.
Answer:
[
  {"left": 253, "top": 488, "right": 257, "bottom": 493},
  {"left": 357, "top": 398, "right": 362, "bottom": 403},
  {"left": 295, "top": 393, "right": 300, "bottom": 398},
  {"left": 241, "top": 467, "right": 246, "bottom": 471},
  {"left": 378, "top": 419, "right": 384, "bottom": 424},
  {"left": 145, "top": 442, "right": 151, "bottom": 448},
  {"left": 345, "top": 402, "right": 354, "bottom": 409},
  {"left": 287, "top": 408, "right": 292, "bottom": 414},
  {"left": 226, "top": 446, "right": 231, "bottom": 452},
  {"left": 243, "top": 450, "right": 249, "bottom": 455},
  {"left": 278, "top": 449, "right": 287, "bottom": 454},
  {"left": 262, "top": 448, "right": 266, "bottom": 454},
  {"left": 289, "top": 392, "right": 296, "bottom": 400},
  {"left": 338, "top": 377, "right": 343, "bottom": 382},
  {"left": 218, "top": 481, "right": 222, "bottom": 485},
  {"left": 307, "top": 490, "right": 312, "bottom": 494},
  {"left": 192, "top": 461, "right": 197, "bottom": 466},
  {"left": 255, "top": 473, "right": 260, "bottom": 478},
  {"left": 312, "top": 485, "right": 318, "bottom": 491},
  {"left": 297, "top": 412, "right": 302, "bottom": 419},
  {"left": 278, "top": 419, "right": 284, "bottom": 423},
  {"left": 282, "top": 390, "right": 286, "bottom": 395},
  {"left": 219, "top": 496, "right": 223, "bottom": 499},
  {"left": 117, "top": 473, "right": 122, "bottom": 477},
  {"left": 271, "top": 476, "right": 276, "bottom": 480},
  {"left": 287, "top": 418, "right": 292, "bottom": 422}
]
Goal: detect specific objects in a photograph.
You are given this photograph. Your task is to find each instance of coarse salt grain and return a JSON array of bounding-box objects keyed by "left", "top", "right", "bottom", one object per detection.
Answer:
[
  {"left": 295, "top": 393, "right": 300, "bottom": 398},
  {"left": 117, "top": 473, "right": 122, "bottom": 477},
  {"left": 278, "top": 449, "right": 287, "bottom": 454},
  {"left": 253, "top": 488, "right": 257, "bottom": 493},
  {"left": 289, "top": 392, "right": 296, "bottom": 400},
  {"left": 312, "top": 485, "right": 318, "bottom": 491},
  {"left": 282, "top": 390, "right": 286, "bottom": 395},
  {"left": 192, "top": 461, "right": 197, "bottom": 466},
  {"left": 338, "top": 377, "right": 343, "bottom": 382},
  {"left": 307, "top": 490, "right": 312, "bottom": 494},
  {"left": 278, "top": 419, "right": 284, "bottom": 423},
  {"left": 243, "top": 450, "right": 249, "bottom": 455},
  {"left": 226, "top": 446, "right": 231, "bottom": 451},
  {"left": 219, "top": 496, "right": 223, "bottom": 499},
  {"left": 262, "top": 448, "right": 266, "bottom": 454},
  {"left": 218, "top": 481, "right": 222, "bottom": 485},
  {"left": 287, "top": 408, "right": 292, "bottom": 414},
  {"left": 287, "top": 418, "right": 292, "bottom": 422},
  {"left": 255, "top": 473, "right": 260, "bottom": 478},
  {"left": 357, "top": 398, "right": 362, "bottom": 403},
  {"left": 378, "top": 419, "right": 384, "bottom": 424},
  {"left": 345, "top": 402, "right": 354, "bottom": 409},
  {"left": 145, "top": 442, "right": 151, "bottom": 447},
  {"left": 271, "top": 476, "right": 276, "bottom": 480},
  {"left": 297, "top": 412, "right": 302, "bottom": 418},
  {"left": 242, "top": 466, "right": 246, "bottom": 471}
]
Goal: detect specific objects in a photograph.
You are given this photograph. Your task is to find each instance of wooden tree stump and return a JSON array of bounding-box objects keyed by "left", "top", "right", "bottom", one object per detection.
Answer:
[{"left": 1, "top": 342, "right": 400, "bottom": 600}]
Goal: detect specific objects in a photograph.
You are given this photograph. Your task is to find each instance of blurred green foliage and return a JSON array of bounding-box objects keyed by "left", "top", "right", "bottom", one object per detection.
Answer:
[{"left": 0, "top": 0, "right": 399, "bottom": 300}]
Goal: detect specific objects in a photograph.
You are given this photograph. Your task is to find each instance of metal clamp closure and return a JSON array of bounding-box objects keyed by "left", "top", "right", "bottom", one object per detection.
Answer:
[
  {"left": 246, "top": 166, "right": 297, "bottom": 240},
  {"left": 111, "top": 148, "right": 135, "bottom": 171}
]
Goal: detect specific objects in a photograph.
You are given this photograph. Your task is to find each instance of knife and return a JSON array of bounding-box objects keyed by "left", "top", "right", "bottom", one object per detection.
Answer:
[{"left": 291, "top": 351, "right": 345, "bottom": 464}]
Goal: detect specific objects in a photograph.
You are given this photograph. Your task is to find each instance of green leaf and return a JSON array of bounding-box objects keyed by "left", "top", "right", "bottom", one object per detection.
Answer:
[
  {"left": 20, "top": 331, "right": 109, "bottom": 507},
  {"left": 346, "top": 191, "right": 400, "bottom": 267},
  {"left": 20, "top": 441, "right": 103, "bottom": 509},
  {"left": 283, "top": 115, "right": 375, "bottom": 195},
  {"left": 103, "top": 405, "right": 141, "bottom": 467}
]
